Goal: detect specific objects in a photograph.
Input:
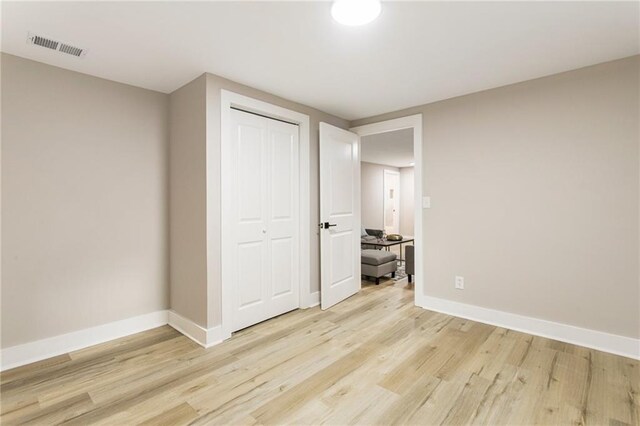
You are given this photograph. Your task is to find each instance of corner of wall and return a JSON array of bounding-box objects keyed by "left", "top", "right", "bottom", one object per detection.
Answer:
[{"left": 168, "top": 74, "right": 209, "bottom": 329}]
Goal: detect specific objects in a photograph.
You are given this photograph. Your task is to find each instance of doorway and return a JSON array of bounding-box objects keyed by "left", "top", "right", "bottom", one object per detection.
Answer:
[
  {"left": 359, "top": 127, "right": 415, "bottom": 286},
  {"left": 317, "top": 115, "right": 423, "bottom": 310},
  {"left": 351, "top": 115, "right": 424, "bottom": 307}
]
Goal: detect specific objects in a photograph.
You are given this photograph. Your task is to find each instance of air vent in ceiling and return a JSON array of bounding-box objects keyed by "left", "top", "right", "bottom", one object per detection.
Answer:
[
  {"left": 58, "top": 43, "right": 84, "bottom": 57},
  {"left": 31, "top": 35, "right": 59, "bottom": 50},
  {"left": 27, "top": 32, "right": 87, "bottom": 58}
]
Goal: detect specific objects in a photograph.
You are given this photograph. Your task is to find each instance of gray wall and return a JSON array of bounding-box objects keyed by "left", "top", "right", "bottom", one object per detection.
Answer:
[
  {"left": 169, "top": 75, "right": 208, "bottom": 327},
  {"left": 360, "top": 162, "right": 400, "bottom": 231},
  {"left": 352, "top": 56, "right": 640, "bottom": 339},
  {"left": 1, "top": 54, "right": 170, "bottom": 348}
]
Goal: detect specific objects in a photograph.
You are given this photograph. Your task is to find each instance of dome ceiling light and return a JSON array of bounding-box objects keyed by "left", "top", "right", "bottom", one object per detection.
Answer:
[{"left": 331, "top": 0, "right": 382, "bottom": 26}]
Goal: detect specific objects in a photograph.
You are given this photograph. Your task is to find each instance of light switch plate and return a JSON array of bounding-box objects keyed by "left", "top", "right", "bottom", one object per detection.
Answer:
[{"left": 422, "top": 196, "right": 431, "bottom": 209}]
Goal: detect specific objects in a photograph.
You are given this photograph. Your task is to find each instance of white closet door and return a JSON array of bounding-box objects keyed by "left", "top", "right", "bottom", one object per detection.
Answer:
[
  {"left": 230, "top": 109, "right": 269, "bottom": 332},
  {"left": 229, "top": 109, "right": 299, "bottom": 332},
  {"left": 266, "top": 119, "right": 300, "bottom": 319}
]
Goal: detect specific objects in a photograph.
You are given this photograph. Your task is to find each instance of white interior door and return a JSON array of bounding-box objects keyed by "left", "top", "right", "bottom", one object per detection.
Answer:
[
  {"left": 319, "top": 122, "right": 360, "bottom": 310},
  {"left": 227, "top": 108, "right": 299, "bottom": 332},
  {"left": 383, "top": 169, "right": 400, "bottom": 234}
]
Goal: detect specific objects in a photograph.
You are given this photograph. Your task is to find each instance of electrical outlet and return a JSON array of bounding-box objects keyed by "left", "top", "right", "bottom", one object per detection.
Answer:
[{"left": 455, "top": 276, "right": 464, "bottom": 289}]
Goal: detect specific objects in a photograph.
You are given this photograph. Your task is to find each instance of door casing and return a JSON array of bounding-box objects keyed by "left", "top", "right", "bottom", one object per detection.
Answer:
[{"left": 351, "top": 114, "right": 424, "bottom": 307}]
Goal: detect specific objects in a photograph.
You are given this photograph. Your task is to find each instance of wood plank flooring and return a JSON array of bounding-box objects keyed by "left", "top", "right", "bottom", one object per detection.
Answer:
[{"left": 1, "top": 278, "right": 638, "bottom": 425}]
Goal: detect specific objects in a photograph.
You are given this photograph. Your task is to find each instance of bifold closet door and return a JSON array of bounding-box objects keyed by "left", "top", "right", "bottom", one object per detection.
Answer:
[{"left": 228, "top": 108, "right": 300, "bottom": 332}]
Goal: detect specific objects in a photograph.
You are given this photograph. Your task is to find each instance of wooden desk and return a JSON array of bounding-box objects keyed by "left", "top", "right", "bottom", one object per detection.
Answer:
[{"left": 361, "top": 236, "right": 414, "bottom": 262}]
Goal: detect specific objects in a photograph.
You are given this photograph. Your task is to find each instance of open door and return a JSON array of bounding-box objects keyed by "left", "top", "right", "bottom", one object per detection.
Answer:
[{"left": 319, "top": 122, "right": 360, "bottom": 309}]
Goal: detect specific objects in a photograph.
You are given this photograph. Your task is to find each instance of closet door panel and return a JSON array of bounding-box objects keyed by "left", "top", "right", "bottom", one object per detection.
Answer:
[
  {"left": 230, "top": 109, "right": 269, "bottom": 331},
  {"left": 271, "top": 237, "right": 294, "bottom": 297},
  {"left": 267, "top": 120, "right": 299, "bottom": 317}
]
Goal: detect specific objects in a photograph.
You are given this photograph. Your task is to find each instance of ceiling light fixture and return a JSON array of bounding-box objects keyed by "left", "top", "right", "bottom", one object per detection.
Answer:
[{"left": 331, "top": 0, "right": 381, "bottom": 26}]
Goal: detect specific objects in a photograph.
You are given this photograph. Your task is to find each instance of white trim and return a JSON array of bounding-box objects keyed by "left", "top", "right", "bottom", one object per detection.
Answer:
[
  {"left": 419, "top": 296, "right": 640, "bottom": 360},
  {"left": 0, "top": 310, "right": 169, "bottom": 371},
  {"left": 220, "top": 90, "right": 311, "bottom": 341},
  {"left": 307, "top": 291, "right": 320, "bottom": 308},
  {"left": 167, "top": 310, "right": 223, "bottom": 348},
  {"left": 351, "top": 114, "right": 424, "bottom": 307}
]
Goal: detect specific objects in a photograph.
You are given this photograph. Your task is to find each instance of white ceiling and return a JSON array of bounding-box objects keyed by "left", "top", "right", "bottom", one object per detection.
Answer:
[
  {"left": 2, "top": 1, "right": 638, "bottom": 120},
  {"left": 361, "top": 128, "right": 414, "bottom": 168}
]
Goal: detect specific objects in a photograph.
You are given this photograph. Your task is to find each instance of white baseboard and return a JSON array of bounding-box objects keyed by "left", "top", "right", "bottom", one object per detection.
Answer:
[
  {"left": 306, "top": 291, "right": 320, "bottom": 308},
  {"left": 0, "top": 310, "right": 169, "bottom": 371},
  {"left": 419, "top": 296, "right": 640, "bottom": 360},
  {"left": 167, "top": 310, "right": 223, "bottom": 348},
  {"left": 7, "top": 294, "right": 632, "bottom": 372},
  {"left": 0, "top": 309, "right": 228, "bottom": 372}
]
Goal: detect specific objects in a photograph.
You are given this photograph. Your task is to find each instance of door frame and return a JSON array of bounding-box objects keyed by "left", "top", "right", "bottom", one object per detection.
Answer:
[
  {"left": 383, "top": 169, "right": 401, "bottom": 234},
  {"left": 350, "top": 114, "right": 424, "bottom": 307},
  {"left": 220, "top": 90, "right": 311, "bottom": 340}
]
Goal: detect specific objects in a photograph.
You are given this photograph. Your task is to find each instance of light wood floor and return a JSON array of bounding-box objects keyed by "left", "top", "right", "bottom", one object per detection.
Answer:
[{"left": 1, "top": 278, "right": 638, "bottom": 425}]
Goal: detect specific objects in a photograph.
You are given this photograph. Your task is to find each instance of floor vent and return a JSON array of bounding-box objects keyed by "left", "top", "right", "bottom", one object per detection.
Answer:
[{"left": 27, "top": 33, "right": 86, "bottom": 58}]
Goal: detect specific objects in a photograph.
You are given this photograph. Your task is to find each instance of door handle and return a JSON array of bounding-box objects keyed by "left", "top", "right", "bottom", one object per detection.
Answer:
[{"left": 323, "top": 222, "right": 337, "bottom": 229}]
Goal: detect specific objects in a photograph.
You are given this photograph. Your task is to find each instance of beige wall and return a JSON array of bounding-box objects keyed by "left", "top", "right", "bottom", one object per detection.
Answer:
[
  {"left": 1, "top": 54, "right": 170, "bottom": 348},
  {"left": 168, "top": 75, "right": 208, "bottom": 327},
  {"left": 361, "top": 162, "right": 400, "bottom": 231},
  {"left": 351, "top": 56, "right": 640, "bottom": 339},
  {"left": 3, "top": 51, "right": 637, "bottom": 347},
  {"left": 399, "top": 167, "right": 415, "bottom": 236}
]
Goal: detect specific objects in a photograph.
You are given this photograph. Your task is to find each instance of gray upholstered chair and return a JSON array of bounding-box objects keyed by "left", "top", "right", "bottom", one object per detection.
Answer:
[
  {"left": 361, "top": 227, "right": 383, "bottom": 250},
  {"left": 405, "top": 245, "right": 415, "bottom": 283},
  {"left": 361, "top": 249, "right": 397, "bottom": 284}
]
